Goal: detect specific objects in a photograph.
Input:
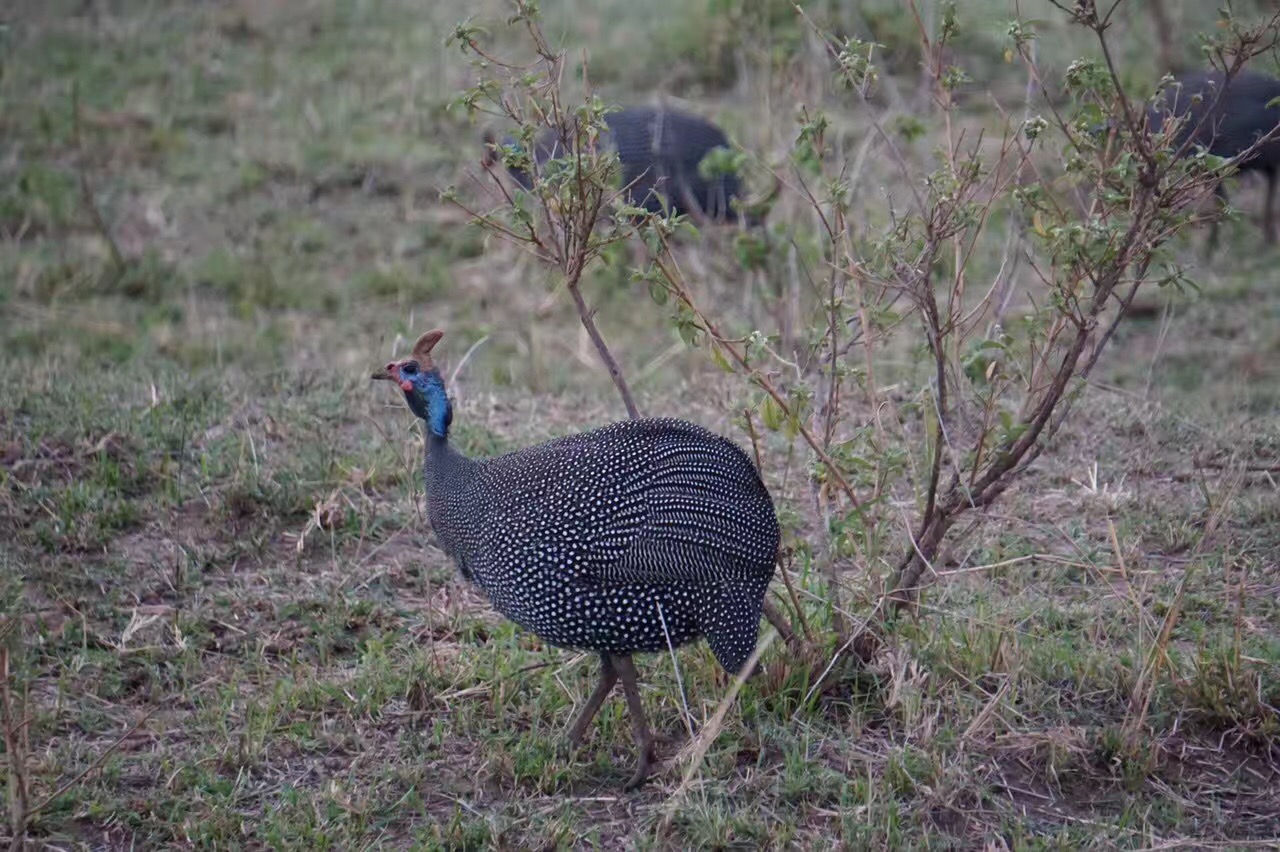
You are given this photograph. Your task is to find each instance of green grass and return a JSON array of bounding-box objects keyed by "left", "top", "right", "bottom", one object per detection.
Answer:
[{"left": 2, "top": 0, "right": 1279, "bottom": 848}]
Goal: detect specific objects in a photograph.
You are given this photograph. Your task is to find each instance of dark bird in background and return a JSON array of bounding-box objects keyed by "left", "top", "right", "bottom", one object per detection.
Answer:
[
  {"left": 1146, "top": 67, "right": 1280, "bottom": 251},
  {"left": 481, "top": 105, "right": 781, "bottom": 228},
  {"left": 373, "top": 328, "right": 780, "bottom": 789}
]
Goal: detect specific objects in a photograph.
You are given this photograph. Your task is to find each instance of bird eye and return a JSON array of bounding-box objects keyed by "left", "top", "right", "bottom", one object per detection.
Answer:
[{"left": 401, "top": 362, "right": 418, "bottom": 375}]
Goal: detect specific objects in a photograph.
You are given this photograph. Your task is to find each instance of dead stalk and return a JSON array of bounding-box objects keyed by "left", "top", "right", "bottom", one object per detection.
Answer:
[
  {"left": 1, "top": 639, "right": 29, "bottom": 851},
  {"left": 70, "top": 82, "right": 126, "bottom": 279}
]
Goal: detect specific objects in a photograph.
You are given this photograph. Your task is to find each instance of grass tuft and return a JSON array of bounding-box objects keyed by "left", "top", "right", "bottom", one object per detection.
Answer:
[{"left": 1, "top": 0, "right": 1277, "bottom": 847}]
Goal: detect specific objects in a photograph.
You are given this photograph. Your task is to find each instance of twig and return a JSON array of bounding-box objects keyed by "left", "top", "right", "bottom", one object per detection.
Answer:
[
  {"left": 1, "top": 642, "right": 29, "bottom": 851},
  {"left": 775, "top": 550, "right": 813, "bottom": 645},
  {"left": 78, "top": 174, "right": 125, "bottom": 277},
  {"left": 28, "top": 705, "right": 160, "bottom": 819},
  {"left": 647, "top": 241, "right": 867, "bottom": 517},
  {"left": 565, "top": 275, "right": 640, "bottom": 419},
  {"left": 448, "top": 333, "right": 491, "bottom": 399},
  {"left": 655, "top": 602, "right": 695, "bottom": 741},
  {"left": 657, "top": 627, "right": 777, "bottom": 834},
  {"left": 741, "top": 409, "right": 809, "bottom": 652},
  {"left": 70, "top": 82, "right": 126, "bottom": 279}
]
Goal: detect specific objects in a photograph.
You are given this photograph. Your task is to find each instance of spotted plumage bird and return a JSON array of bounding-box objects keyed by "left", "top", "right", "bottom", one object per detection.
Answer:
[
  {"left": 373, "top": 328, "right": 780, "bottom": 789},
  {"left": 481, "top": 105, "right": 782, "bottom": 227}
]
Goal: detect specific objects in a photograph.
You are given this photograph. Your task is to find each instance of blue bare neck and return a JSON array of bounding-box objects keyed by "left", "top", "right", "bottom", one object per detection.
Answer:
[{"left": 417, "top": 370, "right": 452, "bottom": 439}]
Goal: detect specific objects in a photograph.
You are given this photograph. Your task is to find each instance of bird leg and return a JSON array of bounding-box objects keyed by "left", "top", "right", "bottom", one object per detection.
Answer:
[
  {"left": 762, "top": 598, "right": 804, "bottom": 657},
  {"left": 613, "top": 654, "right": 656, "bottom": 791},
  {"left": 1206, "top": 180, "right": 1228, "bottom": 257},
  {"left": 565, "top": 653, "right": 618, "bottom": 750},
  {"left": 1264, "top": 170, "right": 1277, "bottom": 244}
]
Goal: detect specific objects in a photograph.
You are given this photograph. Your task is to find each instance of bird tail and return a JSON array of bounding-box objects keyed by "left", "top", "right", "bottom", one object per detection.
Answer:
[{"left": 700, "top": 579, "right": 769, "bottom": 675}]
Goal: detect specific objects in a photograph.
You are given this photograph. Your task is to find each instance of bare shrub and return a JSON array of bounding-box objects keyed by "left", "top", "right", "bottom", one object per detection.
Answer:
[{"left": 443, "top": 0, "right": 1280, "bottom": 669}]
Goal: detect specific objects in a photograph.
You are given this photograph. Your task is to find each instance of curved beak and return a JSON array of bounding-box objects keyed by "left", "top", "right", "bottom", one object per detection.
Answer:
[{"left": 371, "top": 365, "right": 399, "bottom": 382}]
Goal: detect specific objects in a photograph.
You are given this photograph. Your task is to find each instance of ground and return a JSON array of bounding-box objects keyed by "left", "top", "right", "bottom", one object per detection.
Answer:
[{"left": 2, "top": 0, "right": 1279, "bottom": 849}]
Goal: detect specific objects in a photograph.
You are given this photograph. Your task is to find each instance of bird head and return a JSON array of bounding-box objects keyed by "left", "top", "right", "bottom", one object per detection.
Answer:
[{"left": 373, "top": 328, "right": 452, "bottom": 436}]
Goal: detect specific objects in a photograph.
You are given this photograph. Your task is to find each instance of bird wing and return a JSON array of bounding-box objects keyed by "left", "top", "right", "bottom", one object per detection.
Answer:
[
  {"left": 597, "top": 537, "right": 759, "bottom": 586},
  {"left": 585, "top": 424, "right": 779, "bottom": 587},
  {"left": 467, "top": 419, "right": 778, "bottom": 588}
]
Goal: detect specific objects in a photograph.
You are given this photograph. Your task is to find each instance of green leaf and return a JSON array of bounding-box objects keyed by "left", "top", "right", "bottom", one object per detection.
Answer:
[
  {"left": 648, "top": 280, "right": 668, "bottom": 306},
  {"left": 760, "top": 396, "right": 785, "bottom": 432},
  {"left": 710, "top": 344, "right": 734, "bottom": 373}
]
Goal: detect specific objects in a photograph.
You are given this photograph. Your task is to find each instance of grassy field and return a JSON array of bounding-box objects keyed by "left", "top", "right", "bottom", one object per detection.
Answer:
[{"left": 2, "top": 0, "right": 1279, "bottom": 848}]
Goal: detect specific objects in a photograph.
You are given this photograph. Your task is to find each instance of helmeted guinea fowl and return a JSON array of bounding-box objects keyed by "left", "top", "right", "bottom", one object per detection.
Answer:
[
  {"left": 1145, "top": 68, "right": 1280, "bottom": 250},
  {"left": 372, "top": 328, "right": 780, "bottom": 789},
  {"left": 482, "top": 105, "right": 781, "bottom": 227}
]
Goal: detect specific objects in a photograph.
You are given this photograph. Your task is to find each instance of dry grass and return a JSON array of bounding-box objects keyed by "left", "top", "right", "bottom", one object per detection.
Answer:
[{"left": 1, "top": 0, "right": 1278, "bottom": 848}]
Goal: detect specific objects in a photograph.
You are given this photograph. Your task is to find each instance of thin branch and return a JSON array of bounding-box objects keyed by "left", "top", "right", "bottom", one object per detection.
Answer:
[
  {"left": 29, "top": 706, "right": 160, "bottom": 819},
  {"left": 646, "top": 234, "right": 868, "bottom": 516},
  {"left": 565, "top": 273, "right": 640, "bottom": 419}
]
